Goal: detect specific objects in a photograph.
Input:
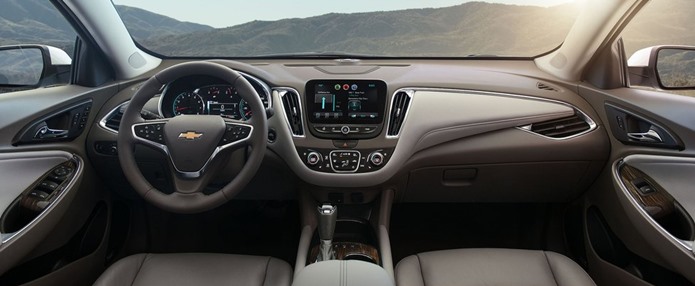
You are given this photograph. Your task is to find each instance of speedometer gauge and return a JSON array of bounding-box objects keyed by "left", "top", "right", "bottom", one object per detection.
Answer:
[{"left": 172, "top": 92, "right": 205, "bottom": 115}]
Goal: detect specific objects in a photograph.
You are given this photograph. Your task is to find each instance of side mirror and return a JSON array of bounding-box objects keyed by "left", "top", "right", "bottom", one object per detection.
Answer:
[
  {"left": 628, "top": 45, "right": 695, "bottom": 90},
  {"left": 0, "top": 45, "right": 72, "bottom": 93}
]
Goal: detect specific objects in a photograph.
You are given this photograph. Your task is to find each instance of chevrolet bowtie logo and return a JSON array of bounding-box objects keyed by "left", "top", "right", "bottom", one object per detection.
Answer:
[{"left": 178, "top": 131, "right": 203, "bottom": 140}]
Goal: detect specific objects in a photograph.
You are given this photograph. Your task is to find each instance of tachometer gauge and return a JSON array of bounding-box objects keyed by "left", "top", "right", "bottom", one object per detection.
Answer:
[
  {"left": 239, "top": 99, "right": 253, "bottom": 120},
  {"left": 172, "top": 92, "right": 205, "bottom": 115}
]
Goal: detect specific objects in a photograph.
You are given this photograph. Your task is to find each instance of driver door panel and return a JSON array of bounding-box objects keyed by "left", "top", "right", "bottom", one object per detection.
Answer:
[{"left": 0, "top": 84, "right": 121, "bottom": 285}]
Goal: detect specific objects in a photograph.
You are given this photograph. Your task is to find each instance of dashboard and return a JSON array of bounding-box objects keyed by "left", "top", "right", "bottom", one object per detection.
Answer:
[
  {"left": 94, "top": 59, "right": 608, "bottom": 191},
  {"left": 158, "top": 73, "right": 271, "bottom": 119}
]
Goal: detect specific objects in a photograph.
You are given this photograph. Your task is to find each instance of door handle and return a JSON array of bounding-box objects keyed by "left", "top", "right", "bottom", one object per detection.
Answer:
[
  {"left": 627, "top": 128, "right": 662, "bottom": 143},
  {"left": 34, "top": 124, "right": 68, "bottom": 139}
]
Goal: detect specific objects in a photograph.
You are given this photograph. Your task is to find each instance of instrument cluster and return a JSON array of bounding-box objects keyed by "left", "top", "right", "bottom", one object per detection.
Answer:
[{"left": 159, "top": 74, "right": 270, "bottom": 120}]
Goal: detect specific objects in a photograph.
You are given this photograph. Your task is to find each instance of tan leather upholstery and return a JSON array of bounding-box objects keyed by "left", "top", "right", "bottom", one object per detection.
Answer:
[
  {"left": 93, "top": 253, "right": 291, "bottom": 286},
  {"left": 395, "top": 248, "right": 595, "bottom": 286}
]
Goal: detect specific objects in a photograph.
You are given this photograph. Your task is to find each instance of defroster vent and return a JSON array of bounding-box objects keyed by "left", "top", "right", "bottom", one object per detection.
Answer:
[
  {"left": 387, "top": 91, "right": 412, "bottom": 137},
  {"left": 280, "top": 89, "right": 304, "bottom": 136}
]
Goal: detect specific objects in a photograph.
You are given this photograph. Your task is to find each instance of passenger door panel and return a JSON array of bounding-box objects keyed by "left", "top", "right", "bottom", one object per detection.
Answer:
[{"left": 578, "top": 84, "right": 695, "bottom": 284}]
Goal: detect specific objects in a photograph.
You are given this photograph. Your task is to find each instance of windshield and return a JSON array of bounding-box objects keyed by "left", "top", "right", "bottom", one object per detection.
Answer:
[{"left": 113, "top": 0, "right": 579, "bottom": 58}]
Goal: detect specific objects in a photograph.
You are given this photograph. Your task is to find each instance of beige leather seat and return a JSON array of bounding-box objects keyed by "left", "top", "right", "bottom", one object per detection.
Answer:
[
  {"left": 395, "top": 248, "right": 595, "bottom": 286},
  {"left": 93, "top": 253, "right": 291, "bottom": 286}
]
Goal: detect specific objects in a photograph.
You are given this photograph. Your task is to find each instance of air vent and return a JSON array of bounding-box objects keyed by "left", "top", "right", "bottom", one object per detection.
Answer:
[
  {"left": 537, "top": 82, "right": 559, "bottom": 92},
  {"left": 100, "top": 102, "right": 128, "bottom": 132},
  {"left": 527, "top": 113, "right": 591, "bottom": 138},
  {"left": 280, "top": 89, "right": 304, "bottom": 136},
  {"left": 387, "top": 91, "right": 412, "bottom": 137}
]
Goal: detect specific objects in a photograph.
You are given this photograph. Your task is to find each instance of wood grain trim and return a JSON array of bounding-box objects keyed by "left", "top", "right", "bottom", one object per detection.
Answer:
[
  {"left": 619, "top": 164, "right": 674, "bottom": 218},
  {"left": 309, "top": 242, "right": 380, "bottom": 265}
]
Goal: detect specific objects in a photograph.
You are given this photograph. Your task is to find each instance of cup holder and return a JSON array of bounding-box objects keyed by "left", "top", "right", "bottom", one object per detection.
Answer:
[
  {"left": 310, "top": 241, "right": 380, "bottom": 265},
  {"left": 309, "top": 219, "right": 381, "bottom": 265}
]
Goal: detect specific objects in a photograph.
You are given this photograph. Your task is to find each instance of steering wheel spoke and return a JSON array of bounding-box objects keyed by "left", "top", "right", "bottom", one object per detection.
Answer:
[
  {"left": 219, "top": 120, "right": 253, "bottom": 149},
  {"left": 132, "top": 119, "right": 170, "bottom": 152}
]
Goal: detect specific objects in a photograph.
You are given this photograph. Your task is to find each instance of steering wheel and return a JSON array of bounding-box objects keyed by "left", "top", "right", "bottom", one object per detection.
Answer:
[{"left": 117, "top": 62, "right": 267, "bottom": 214}]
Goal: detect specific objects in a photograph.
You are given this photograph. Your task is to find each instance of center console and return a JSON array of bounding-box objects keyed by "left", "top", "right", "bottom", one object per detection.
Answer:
[
  {"left": 295, "top": 80, "right": 395, "bottom": 174},
  {"left": 292, "top": 194, "right": 395, "bottom": 286}
]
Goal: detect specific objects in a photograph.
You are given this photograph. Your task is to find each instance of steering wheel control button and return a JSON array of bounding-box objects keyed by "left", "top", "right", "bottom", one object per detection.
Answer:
[
  {"left": 330, "top": 151, "right": 361, "bottom": 172},
  {"left": 221, "top": 124, "right": 252, "bottom": 145},
  {"left": 369, "top": 152, "right": 385, "bottom": 166},
  {"left": 134, "top": 123, "right": 166, "bottom": 144},
  {"left": 307, "top": 152, "right": 322, "bottom": 166}
]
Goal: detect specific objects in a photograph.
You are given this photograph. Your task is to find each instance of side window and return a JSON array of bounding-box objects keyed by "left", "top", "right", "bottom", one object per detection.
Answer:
[
  {"left": 0, "top": 2, "right": 77, "bottom": 94},
  {"left": 621, "top": 0, "right": 695, "bottom": 96}
]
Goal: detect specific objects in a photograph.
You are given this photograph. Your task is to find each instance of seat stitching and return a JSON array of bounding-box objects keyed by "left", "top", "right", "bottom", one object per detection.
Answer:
[
  {"left": 415, "top": 254, "right": 427, "bottom": 286},
  {"left": 261, "top": 256, "right": 271, "bottom": 286},
  {"left": 542, "top": 251, "right": 560, "bottom": 286},
  {"left": 130, "top": 254, "right": 148, "bottom": 286}
]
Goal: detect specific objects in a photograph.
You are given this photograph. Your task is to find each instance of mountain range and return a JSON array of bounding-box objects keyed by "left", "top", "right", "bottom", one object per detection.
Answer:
[
  {"left": 139, "top": 2, "right": 578, "bottom": 57},
  {"left": 0, "top": 0, "right": 212, "bottom": 53},
  {"left": 0, "top": 0, "right": 693, "bottom": 58}
]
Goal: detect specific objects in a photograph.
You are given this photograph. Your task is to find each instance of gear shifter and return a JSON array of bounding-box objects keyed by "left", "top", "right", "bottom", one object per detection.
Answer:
[{"left": 316, "top": 203, "right": 337, "bottom": 262}]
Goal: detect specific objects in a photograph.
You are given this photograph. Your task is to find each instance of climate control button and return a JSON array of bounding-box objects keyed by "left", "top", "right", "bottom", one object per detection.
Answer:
[
  {"left": 306, "top": 151, "right": 322, "bottom": 166},
  {"left": 369, "top": 152, "right": 385, "bottom": 166}
]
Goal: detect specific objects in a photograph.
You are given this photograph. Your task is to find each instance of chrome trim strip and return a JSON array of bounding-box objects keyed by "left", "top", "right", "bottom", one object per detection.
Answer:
[
  {"left": 131, "top": 120, "right": 254, "bottom": 179},
  {"left": 1, "top": 155, "right": 84, "bottom": 244},
  {"left": 612, "top": 158, "right": 693, "bottom": 252},
  {"left": 239, "top": 71, "right": 273, "bottom": 110},
  {"left": 604, "top": 103, "right": 679, "bottom": 146},
  {"left": 275, "top": 87, "right": 306, "bottom": 138},
  {"left": 516, "top": 107, "right": 597, "bottom": 140},
  {"left": 98, "top": 101, "right": 130, "bottom": 134},
  {"left": 386, "top": 87, "right": 597, "bottom": 140},
  {"left": 385, "top": 89, "right": 414, "bottom": 139}
]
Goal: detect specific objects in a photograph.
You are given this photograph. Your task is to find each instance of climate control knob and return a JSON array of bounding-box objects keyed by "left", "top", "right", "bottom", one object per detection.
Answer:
[
  {"left": 368, "top": 152, "right": 385, "bottom": 166},
  {"left": 306, "top": 151, "right": 322, "bottom": 166}
]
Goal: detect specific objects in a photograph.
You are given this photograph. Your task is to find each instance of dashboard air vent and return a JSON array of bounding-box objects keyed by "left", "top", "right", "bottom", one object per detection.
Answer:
[
  {"left": 528, "top": 113, "right": 591, "bottom": 138},
  {"left": 101, "top": 102, "right": 128, "bottom": 132},
  {"left": 280, "top": 90, "right": 304, "bottom": 136},
  {"left": 537, "top": 82, "right": 559, "bottom": 92},
  {"left": 387, "top": 91, "right": 412, "bottom": 137}
]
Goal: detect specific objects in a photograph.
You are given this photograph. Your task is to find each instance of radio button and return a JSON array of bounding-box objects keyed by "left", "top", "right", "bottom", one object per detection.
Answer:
[
  {"left": 362, "top": 126, "right": 377, "bottom": 133},
  {"left": 314, "top": 125, "right": 330, "bottom": 133}
]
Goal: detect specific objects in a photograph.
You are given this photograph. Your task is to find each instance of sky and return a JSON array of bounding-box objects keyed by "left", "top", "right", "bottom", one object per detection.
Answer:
[{"left": 112, "top": 0, "right": 574, "bottom": 28}]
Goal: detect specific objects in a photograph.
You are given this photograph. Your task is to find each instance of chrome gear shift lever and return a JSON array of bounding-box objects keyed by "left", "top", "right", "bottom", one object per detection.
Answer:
[{"left": 316, "top": 203, "right": 337, "bottom": 262}]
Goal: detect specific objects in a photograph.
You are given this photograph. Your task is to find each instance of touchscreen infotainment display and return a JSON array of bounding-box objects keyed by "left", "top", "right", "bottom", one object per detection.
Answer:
[{"left": 305, "top": 80, "right": 387, "bottom": 124}]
